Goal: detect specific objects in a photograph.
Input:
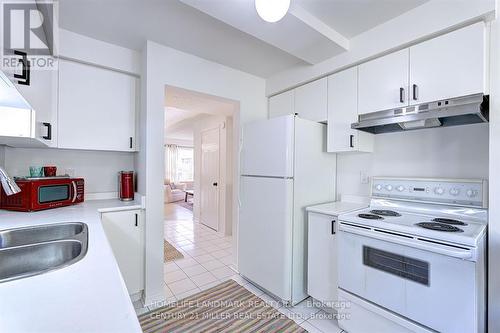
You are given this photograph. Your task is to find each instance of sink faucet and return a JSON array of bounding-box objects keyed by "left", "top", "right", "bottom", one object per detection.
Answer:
[{"left": 0, "top": 167, "right": 21, "bottom": 196}]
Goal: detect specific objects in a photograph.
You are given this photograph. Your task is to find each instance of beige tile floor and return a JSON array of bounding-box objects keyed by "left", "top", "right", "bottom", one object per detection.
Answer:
[{"left": 133, "top": 203, "right": 344, "bottom": 333}]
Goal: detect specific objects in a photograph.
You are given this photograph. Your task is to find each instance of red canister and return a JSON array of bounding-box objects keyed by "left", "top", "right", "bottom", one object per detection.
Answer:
[{"left": 118, "top": 171, "right": 135, "bottom": 201}]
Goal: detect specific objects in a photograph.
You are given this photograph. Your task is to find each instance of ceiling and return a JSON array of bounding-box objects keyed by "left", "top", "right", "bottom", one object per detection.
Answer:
[
  {"left": 164, "top": 86, "right": 236, "bottom": 141},
  {"left": 59, "top": 0, "right": 428, "bottom": 78}
]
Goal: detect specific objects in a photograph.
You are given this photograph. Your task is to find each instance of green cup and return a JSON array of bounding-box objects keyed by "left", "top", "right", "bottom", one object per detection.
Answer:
[{"left": 29, "top": 166, "right": 44, "bottom": 177}]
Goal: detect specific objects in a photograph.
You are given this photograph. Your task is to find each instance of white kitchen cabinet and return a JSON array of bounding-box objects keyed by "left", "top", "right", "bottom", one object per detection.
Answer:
[
  {"left": 1, "top": 51, "right": 58, "bottom": 147},
  {"left": 269, "top": 90, "right": 294, "bottom": 118},
  {"left": 327, "top": 67, "right": 373, "bottom": 153},
  {"left": 358, "top": 49, "right": 409, "bottom": 115},
  {"left": 409, "top": 22, "right": 485, "bottom": 105},
  {"left": 101, "top": 209, "right": 144, "bottom": 295},
  {"left": 58, "top": 59, "right": 138, "bottom": 151},
  {"left": 14, "top": 60, "right": 58, "bottom": 147},
  {"left": 294, "top": 78, "right": 328, "bottom": 122},
  {"left": 307, "top": 212, "right": 339, "bottom": 305}
]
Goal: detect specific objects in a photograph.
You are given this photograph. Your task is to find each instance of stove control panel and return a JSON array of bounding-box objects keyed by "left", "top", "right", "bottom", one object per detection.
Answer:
[{"left": 371, "top": 177, "right": 487, "bottom": 208}]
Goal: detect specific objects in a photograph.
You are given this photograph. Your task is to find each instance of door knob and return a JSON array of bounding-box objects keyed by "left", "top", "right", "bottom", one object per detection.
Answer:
[{"left": 213, "top": 182, "right": 218, "bottom": 186}]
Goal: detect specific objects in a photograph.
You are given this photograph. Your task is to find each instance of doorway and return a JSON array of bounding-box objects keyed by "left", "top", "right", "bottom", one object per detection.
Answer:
[{"left": 162, "top": 86, "right": 238, "bottom": 300}]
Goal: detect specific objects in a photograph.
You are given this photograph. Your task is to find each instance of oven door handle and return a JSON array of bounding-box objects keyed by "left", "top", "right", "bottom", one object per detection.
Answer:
[
  {"left": 339, "top": 223, "right": 474, "bottom": 260},
  {"left": 71, "top": 181, "right": 78, "bottom": 203}
]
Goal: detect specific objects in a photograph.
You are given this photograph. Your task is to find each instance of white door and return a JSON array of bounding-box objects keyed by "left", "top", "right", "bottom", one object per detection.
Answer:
[
  {"left": 327, "top": 67, "right": 373, "bottom": 153},
  {"left": 101, "top": 210, "right": 144, "bottom": 295},
  {"left": 269, "top": 90, "right": 294, "bottom": 118},
  {"left": 409, "top": 22, "right": 485, "bottom": 105},
  {"left": 358, "top": 49, "right": 409, "bottom": 115},
  {"left": 200, "top": 127, "right": 220, "bottom": 231},
  {"left": 307, "top": 212, "right": 338, "bottom": 305},
  {"left": 239, "top": 176, "right": 294, "bottom": 302},
  {"left": 294, "top": 78, "right": 328, "bottom": 122},
  {"left": 241, "top": 115, "right": 294, "bottom": 178},
  {"left": 14, "top": 58, "right": 58, "bottom": 147},
  {"left": 58, "top": 59, "right": 137, "bottom": 151}
]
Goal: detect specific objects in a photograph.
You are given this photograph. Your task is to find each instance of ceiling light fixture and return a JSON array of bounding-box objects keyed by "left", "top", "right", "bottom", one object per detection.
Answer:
[{"left": 255, "top": 0, "right": 290, "bottom": 23}]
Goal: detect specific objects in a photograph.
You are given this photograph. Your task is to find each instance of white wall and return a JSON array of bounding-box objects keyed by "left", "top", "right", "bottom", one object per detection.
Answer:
[
  {"left": 0, "top": 146, "right": 5, "bottom": 167},
  {"left": 337, "top": 124, "right": 489, "bottom": 198},
  {"left": 266, "top": 0, "right": 495, "bottom": 95},
  {"left": 140, "top": 40, "right": 266, "bottom": 304},
  {"left": 3, "top": 147, "right": 135, "bottom": 195}
]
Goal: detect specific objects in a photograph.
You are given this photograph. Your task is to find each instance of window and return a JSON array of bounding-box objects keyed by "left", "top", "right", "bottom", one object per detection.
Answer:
[{"left": 176, "top": 147, "right": 194, "bottom": 182}]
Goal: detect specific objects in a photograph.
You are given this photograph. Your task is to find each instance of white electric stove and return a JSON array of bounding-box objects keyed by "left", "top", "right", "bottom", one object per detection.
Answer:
[{"left": 337, "top": 177, "right": 487, "bottom": 333}]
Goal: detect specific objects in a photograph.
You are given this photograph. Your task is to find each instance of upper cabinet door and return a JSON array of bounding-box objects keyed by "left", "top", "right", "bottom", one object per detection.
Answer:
[
  {"left": 358, "top": 49, "right": 409, "bottom": 115},
  {"left": 409, "top": 22, "right": 485, "bottom": 105},
  {"left": 58, "top": 59, "right": 138, "bottom": 152},
  {"left": 269, "top": 90, "right": 294, "bottom": 118},
  {"left": 328, "top": 68, "right": 373, "bottom": 153},
  {"left": 294, "top": 77, "right": 328, "bottom": 122},
  {"left": 14, "top": 60, "right": 58, "bottom": 147}
]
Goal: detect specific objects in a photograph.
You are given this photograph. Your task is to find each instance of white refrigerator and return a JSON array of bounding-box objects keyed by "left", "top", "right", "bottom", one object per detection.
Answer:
[{"left": 238, "top": 115, "right": 337, "bottom": 305}]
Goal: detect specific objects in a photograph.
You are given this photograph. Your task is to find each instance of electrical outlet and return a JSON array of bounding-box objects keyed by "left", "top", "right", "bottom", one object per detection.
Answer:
[{"left": 360, "top": 172, "right": 370, "bottom": 184}]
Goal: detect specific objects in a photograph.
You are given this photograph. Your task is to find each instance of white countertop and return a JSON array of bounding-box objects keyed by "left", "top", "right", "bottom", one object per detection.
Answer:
[
  {"left": 0, "top": 199, "right": 144, "bottom": 333},
  {"left": 306, "top": 201, "right": 367, "bottom": 216}
]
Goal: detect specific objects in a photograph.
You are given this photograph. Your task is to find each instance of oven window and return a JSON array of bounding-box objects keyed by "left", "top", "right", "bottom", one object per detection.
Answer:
[
  {"left": 363, "top": 246, "right": 429, "bottom": 286},
  {"left": 38, "top": 185, "right": 70, "bottom": 203}
]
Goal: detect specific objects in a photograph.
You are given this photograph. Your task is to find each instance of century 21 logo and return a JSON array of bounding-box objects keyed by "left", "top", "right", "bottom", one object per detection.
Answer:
[{"left": 2, "top": 2, "right": 54, "bottom": 55}]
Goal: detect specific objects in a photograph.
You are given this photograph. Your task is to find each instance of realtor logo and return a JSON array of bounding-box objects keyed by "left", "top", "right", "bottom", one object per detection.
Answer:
[
  {"left": 2, "top": 1, "right": 54, "bottom": 55},
  {"left": 1, "top": 1, "right": 57, "bottom": 73}
]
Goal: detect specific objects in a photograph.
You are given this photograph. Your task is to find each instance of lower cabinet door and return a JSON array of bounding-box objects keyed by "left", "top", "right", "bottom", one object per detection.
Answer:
[
  {"left": 101, "top": 210, "right": 144, "bottom": 295},
  {"left": 307, "top": 212, "right": 338, "bottom": 306}
]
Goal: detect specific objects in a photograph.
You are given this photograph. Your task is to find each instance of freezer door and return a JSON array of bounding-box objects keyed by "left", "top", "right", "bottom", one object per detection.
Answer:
[
  {"left": 238, "top": 176, "right": 294, "bottom": 301},
  {"left": 241, "top": 115, "right": 294, "bottom": 178}
]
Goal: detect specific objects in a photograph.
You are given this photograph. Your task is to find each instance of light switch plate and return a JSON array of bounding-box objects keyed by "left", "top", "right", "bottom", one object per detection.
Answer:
[{"left": 360, "top": 172, "right": 370, "bottom": 184}]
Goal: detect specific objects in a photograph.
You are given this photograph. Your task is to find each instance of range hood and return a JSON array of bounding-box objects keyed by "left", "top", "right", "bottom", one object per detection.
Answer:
[
  {"left": 352, "top": 94, "right": 489, "bottom": 134},
  {"left": 0, "top": 70, "right": 47, "bottom": 148}
]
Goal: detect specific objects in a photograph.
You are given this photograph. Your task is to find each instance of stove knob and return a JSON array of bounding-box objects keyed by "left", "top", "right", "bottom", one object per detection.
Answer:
[
  {"left": 397, "top": 185, "right": 405, "bottom": 192},
  {"left": 466, "top": 189, "right": 477, "bottom": 198},
  {"left": 375, "top": 184, "right": 383, "bottom": 191},
  {"left": 450, "top": 188, "right": 460, "bottom": 196},
  {"left": 434, "top": 187, "right": 444, "bottom": 195},
  {"left": 385, "top": 185, "right": 393, "bottom": 191}
]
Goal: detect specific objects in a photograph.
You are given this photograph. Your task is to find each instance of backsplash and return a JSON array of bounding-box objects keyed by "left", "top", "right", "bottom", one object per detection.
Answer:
[
  {"left": 0, "top": 146, "right": 5, "bottom": 167},
  {"left": 337, "top": 123, "right": 489, "bottom": 197},
  {"left": 3, "top": 147, "right": 135, "bottom": 194}
]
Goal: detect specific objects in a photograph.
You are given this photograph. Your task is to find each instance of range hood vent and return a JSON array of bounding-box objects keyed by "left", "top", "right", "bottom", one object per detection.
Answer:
[{"left": 352, "top": 94, "right": 489, "bottom": 134}]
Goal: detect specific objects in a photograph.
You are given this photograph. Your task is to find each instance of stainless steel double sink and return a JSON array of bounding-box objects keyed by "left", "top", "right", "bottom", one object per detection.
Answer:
[{"left": 0, "top": 222, "right": 88, "bottom": 283}]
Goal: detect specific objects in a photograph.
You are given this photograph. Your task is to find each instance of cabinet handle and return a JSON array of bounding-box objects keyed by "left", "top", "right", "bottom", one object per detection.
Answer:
[
  {"left": 331, "top": 220, "right": 336, "bottom": 235},
  {"left": 399, "top": 87, "right": 405, "bottom": 103},
  {"left": 129, "top": 137, "right": 133, "bottom": 149},
  {"left": 412, "top": 84, "right": 418, "bottom": 101},
  {"left": 213, "top": 182, "right": 218, "bottom": 187},
  {"left": 14, "top": 50, "right": 30, "bottom": 86},
  {"left": 135, "top": 213, "right": 138, "bottom": 227},
  {"left": 349, "top": 135, "right": 354, "bottom": 148},
  {"left": 42, "top": 123, "right": 52, "bottom": 140}
]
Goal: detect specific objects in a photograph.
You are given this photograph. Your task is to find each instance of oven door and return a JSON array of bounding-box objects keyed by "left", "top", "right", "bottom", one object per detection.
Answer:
[
  {"left": 338, "top": 223, "right": 480, "bottom": 333},
  {"left": 33, "top": 180, "right": 76, "bottom": 210}
]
